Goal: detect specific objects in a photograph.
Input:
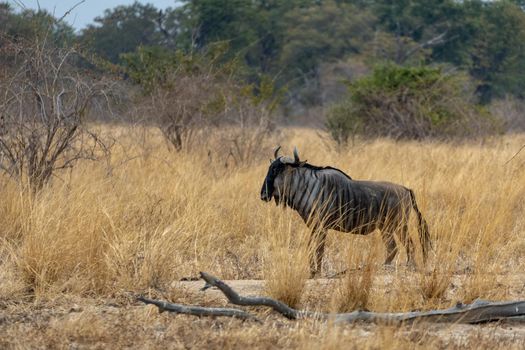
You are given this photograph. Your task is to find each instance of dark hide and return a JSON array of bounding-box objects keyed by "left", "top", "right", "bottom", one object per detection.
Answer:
[{"left": 260, "top": 152, "right": 430, "bottom": 276}]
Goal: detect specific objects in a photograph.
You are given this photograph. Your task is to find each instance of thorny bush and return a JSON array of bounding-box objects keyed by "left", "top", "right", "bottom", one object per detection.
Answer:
[{"left": 0, "top": 36, "right": 115, "bottom": 192}]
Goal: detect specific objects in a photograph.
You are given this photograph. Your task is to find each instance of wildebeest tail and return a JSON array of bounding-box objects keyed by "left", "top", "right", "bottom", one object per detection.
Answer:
[{"left": 409, "top": 189, "right": 431, "bottom": 261}]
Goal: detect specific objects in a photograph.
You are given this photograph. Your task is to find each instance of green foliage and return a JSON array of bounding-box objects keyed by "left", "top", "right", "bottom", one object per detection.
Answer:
[
  {"left": 371, "top": 0, "right": 460, "bottom": 40},
  {"left": 182, "top": 0, "right": 317, "bottom": 70},
  {"left": 120, "top": 43, "right": 283, "bottom": 151},
  {"left": 185, "top": 0, "right": 259, "bottom": 50},
  {"left": 121, "top": 46, "right": 189, "bottom": 93},
  {"left": 121, "top": 43, "right": 238, "bottom": 93},
  {"left": 5, "top": 0, "right": 525, "bottom": 128},
  {"left": 368, "top": 0, "right": 482, "bottom": 66},
  {"left": 121, "top": 41, "right": 283, "bottom": 107},
  {"left": 351, "top": 65, "right": 444, "bottom": 92},
  {"left": 370, "top": 0, "right": 525, "bottom": 103},
  {"left": 278, "top": 0, "right": 375, "bottom": 104},
  {"left": 79, "top": 3, "right": 168, "bottom": 63},
  {"left": 326, "top": 99, "right": 362, "bottom": 145},
  {"left": 0, "top": 3, "right": 75, "bottom": 45},
  {"left": 327, "top": 64, "right": 493, "bottom": 143},
  {"left": 462, "top": 0, "right": 525, "bottom": 102},
  {"left": 241, "top": 75, "right": 283, "bottom": 114}
]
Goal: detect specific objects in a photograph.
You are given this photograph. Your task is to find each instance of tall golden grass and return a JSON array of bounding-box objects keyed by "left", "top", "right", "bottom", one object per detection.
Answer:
[{"left": 1, "top": 126, "right": 525, "bottom": 314}]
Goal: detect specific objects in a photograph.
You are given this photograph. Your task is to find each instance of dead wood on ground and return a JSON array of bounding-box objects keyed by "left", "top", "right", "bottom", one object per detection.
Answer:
[{"left": 137, "top": 272, "right": 525, "bottom": 324}]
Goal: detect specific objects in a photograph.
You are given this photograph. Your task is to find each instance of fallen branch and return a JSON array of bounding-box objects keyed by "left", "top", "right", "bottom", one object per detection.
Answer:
[
  {"left": 332, "top": 300, "right": 525, "bottom": 324},
  {"left": 200, "top": 272, "right": 525, "bottom": 324},
  {"left": 139, "top": 272, "right": 525, "bottom": 325},
  {"left": 136, "top": 296, "right": 260, "bottom": 322},
  {"left": 200, "top": 272, "right": 320, "bottom": 320}
]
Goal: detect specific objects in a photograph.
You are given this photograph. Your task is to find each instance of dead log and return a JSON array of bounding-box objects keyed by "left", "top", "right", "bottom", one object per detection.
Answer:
[
  {"left": 331, "top": 300, "right": 525, "bottom": 324},
  {"left": 199, "top": 272, "right": 525, "bottom": 324},
  {"left": 138, "top": 272, "right": 525, "bottom": 325}
]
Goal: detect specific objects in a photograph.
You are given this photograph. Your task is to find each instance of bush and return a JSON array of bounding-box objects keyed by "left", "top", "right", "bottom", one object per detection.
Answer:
[
  {"left": 122, "top": 45, "right": 282, "bottom": 164},
  {"left": 326, "top": 64, "right": 496, "bottom": 143},
  {"left": 0, "top": 37, "right": 114, "bottom": 192}
]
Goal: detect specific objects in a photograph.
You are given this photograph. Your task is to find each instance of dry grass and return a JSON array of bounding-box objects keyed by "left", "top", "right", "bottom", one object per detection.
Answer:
[
  {"left": 330, "top": 239, "right": 379, "bottom": 312},
  {"left": 262, "top": 209, "right": 310, "bottom": 308},
  {"left": 1, "top": 126, "right": 525, "bottom": 348}
]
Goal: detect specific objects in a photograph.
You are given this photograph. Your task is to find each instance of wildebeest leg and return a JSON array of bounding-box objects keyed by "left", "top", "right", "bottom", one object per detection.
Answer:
[
  {"left": 308, "top": 228, "right": 327, "bottom": 278},
  {"left": 381, "top": 230, "right": 398, "bottom": 265},
  {"left": 398, "top": 223, "right": 415, "bottom": 265}
]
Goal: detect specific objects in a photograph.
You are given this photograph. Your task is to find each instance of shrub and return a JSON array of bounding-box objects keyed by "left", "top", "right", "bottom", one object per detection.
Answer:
[
  {"left": 0, "top": 37, "right": 114, "bottom": 192},
  {"left": 326, "top": 64, "right": 496, "bottom": 144},
  {"left": 122, "top": 45, "right": 282, "bottom": 164}
]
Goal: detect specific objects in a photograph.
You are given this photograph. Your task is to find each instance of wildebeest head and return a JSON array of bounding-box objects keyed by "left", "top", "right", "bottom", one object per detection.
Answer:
[{"left": 260, "top": 146, "right": 306, "bottom": 204}]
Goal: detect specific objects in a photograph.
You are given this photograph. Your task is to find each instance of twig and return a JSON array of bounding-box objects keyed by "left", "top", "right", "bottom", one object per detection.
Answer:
[
  {"left": 11, "top": 0, "right": 27, "bottom": 10},
  {"left": 136, "top": 296, "right": 260, "bottom": 322},
  {"left": 505, "top": 144, "right": 525, "bottom": 165},
  {"left": 57, "top": 0, "right": 86, "bottom": 23}
]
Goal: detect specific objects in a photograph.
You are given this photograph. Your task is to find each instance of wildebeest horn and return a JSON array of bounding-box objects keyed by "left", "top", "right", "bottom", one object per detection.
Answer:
[
  {"left": 274, "top": 146, "right": 281, "bottom": 159},
  {"left": 293, "top": 147, "right": 300, "bottom": 163}
]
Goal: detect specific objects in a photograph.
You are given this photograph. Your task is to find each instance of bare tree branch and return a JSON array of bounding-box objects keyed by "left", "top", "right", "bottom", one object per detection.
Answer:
[
  {"left": 400, "top": 31, "right": 448, "bottom": 64},
  {"left": 56, "top": 0, "right": 86, "bottom": 24},
  {"left": 136, "top": 296, "right": 260, "bottom": 322},
  {"left": 199, "top": 272, "right": 319, "bottom": 320}
]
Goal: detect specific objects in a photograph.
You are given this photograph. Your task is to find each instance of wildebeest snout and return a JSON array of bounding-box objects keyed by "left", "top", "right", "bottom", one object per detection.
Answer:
[{"left": 260, "top": 183, "right": 272, "bottom": 201}]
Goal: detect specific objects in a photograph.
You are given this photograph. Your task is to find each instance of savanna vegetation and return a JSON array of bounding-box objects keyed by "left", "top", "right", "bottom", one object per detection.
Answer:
[{"left": 1, "top": 0, "right": 525, "bottom": 349}]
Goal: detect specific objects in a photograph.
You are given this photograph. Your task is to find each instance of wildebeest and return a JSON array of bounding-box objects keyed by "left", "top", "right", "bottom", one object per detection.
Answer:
[{"left": 260, "top": 146, "right": 430, "bottom": 276}]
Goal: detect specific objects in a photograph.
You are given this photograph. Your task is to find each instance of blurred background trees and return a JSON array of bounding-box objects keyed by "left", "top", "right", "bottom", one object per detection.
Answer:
[{"left": 2, "top": 0, "right": 525, "bottom": 144}]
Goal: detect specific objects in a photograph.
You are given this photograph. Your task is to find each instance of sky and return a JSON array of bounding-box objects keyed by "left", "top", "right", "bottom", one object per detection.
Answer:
[{"left": 8, "top": 0, "right": 179, "bottom": 31}]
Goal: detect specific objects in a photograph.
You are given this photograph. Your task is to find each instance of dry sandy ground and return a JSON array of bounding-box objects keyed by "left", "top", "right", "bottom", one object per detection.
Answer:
[{"left": 1, "top": 273, "right": 524, "bottom": 349}]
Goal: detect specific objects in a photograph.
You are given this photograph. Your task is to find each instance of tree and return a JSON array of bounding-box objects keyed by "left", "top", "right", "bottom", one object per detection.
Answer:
[
  {"left": 326, "top": 64, "right": 491, "bottom": 143},
  {"left": 463, "top": 0, "right": 525, "bottom": 102},
  {"left": 79, "top": 2, "right": 168, "bottom": 63},
  {"left": 0, "top": 2, "right": 75, "bottom": 45},
  {"left": 179, "top": 0, "right": 278, "bottom": 74},
  {"left": 121, "top": 44, "right": 281, "bottom": 158},
  {"left": 368, "top": 0, "right": 465, "bottom": 65},
  {"left": 185, "top": 0, "right": 258, "bottom": 50},
  {"left": 368, "top": 0, "right": 525, "bottom": 102},
  {"left": 278, "top": 0, "right": 376, "bottom": 104}
]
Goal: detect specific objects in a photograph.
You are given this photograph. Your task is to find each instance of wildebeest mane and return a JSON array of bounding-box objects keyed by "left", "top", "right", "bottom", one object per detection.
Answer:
[{"left": 300, "top": 163, "right": 353, "bottom": 181}]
